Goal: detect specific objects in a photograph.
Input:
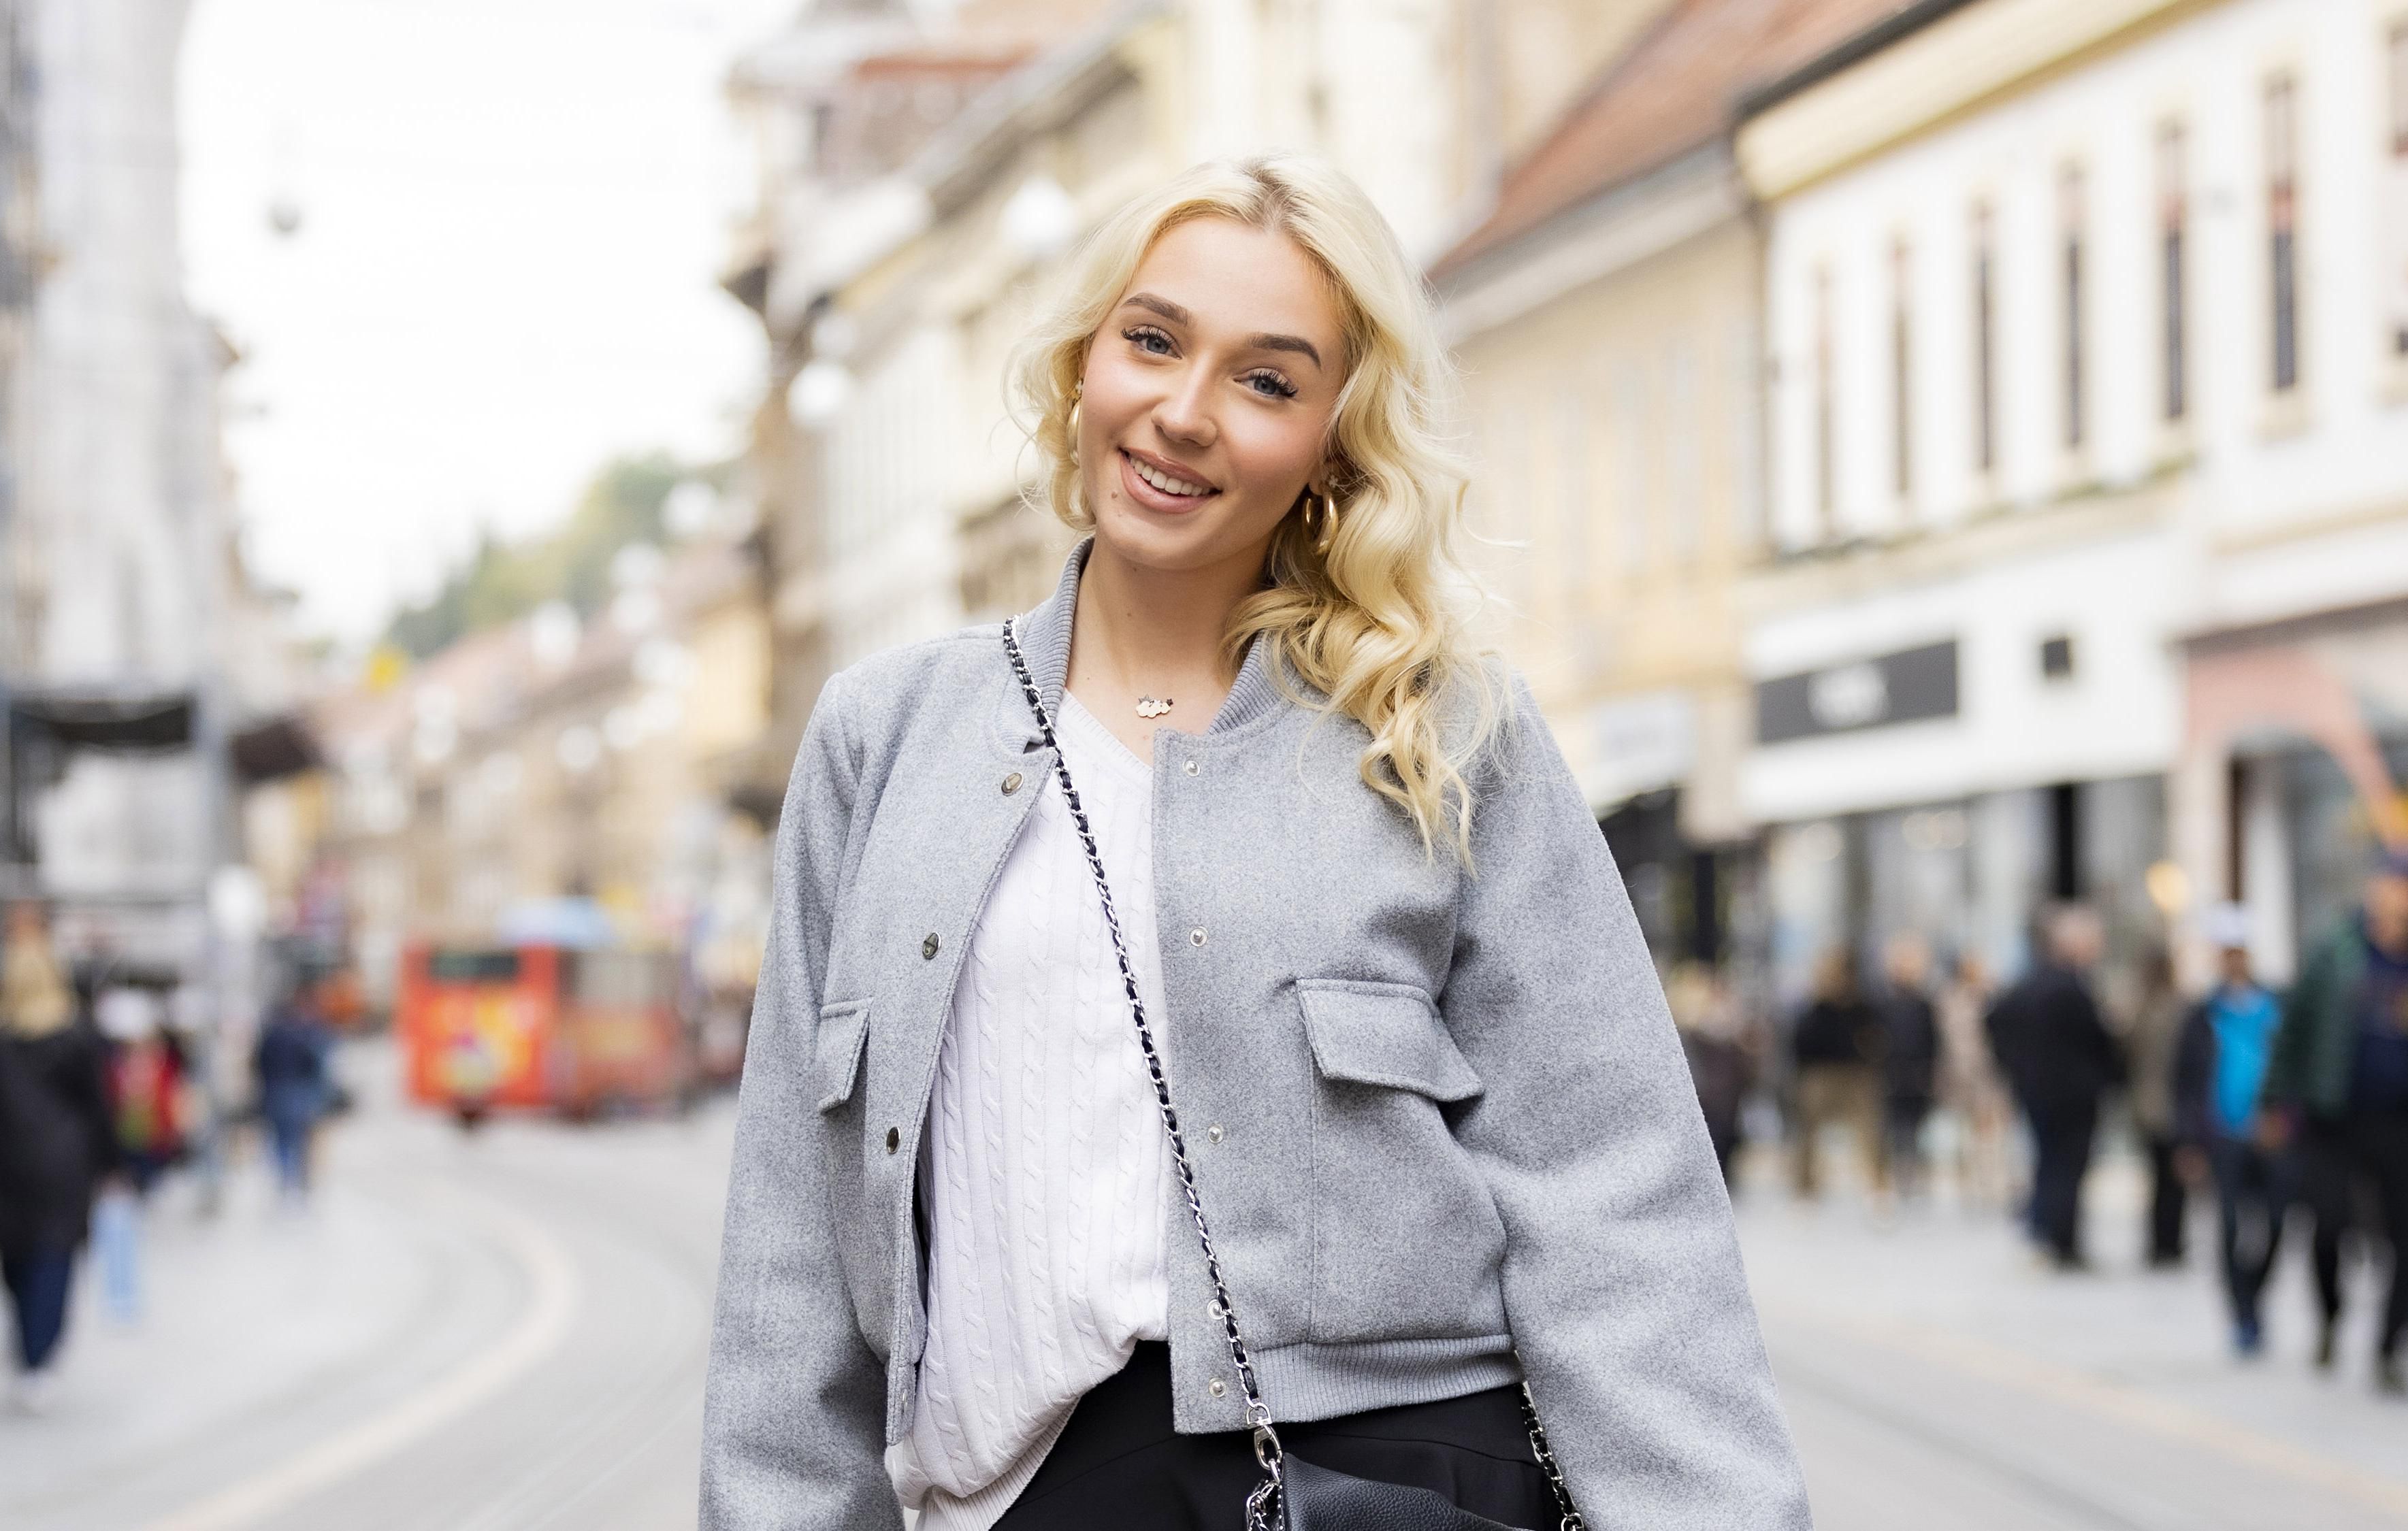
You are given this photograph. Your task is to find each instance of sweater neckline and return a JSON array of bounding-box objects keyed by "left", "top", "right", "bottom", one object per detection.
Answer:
[{"left": 1056, "top": 689, "right": 1154, "bottom": 783}]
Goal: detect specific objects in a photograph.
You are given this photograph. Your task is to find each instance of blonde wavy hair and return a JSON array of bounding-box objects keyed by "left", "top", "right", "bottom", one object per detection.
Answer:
[{"left": 1007, "top": 153, "right": 1499, "bottom": 860}]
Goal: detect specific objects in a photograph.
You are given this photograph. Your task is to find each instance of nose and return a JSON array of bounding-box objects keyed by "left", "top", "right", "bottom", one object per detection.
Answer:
[{"left": 1152, "top": 362, "right": 1218, "bottom": 450}]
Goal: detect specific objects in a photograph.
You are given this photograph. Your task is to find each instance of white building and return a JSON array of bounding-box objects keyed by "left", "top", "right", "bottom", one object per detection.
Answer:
[
  {"left": 0, "top": 0, "right": 273, "bottom": 972},
  {"left": 1735, "top": 0, "right": 2408, "bottom": 994}
]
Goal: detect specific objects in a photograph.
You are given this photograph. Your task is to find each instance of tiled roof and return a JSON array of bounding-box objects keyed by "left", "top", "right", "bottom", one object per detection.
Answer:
[{"left": 1432, "top": 0, "right": 1916, "bottom": 282}]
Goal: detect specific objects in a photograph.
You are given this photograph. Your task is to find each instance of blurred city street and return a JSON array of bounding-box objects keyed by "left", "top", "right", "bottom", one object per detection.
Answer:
[
  {"left": 7, "top": 1052, "right": 2408, "bottom": 1531},
  {"left": 0, "top": 1042, "right": 730, "bottom": 1531}
]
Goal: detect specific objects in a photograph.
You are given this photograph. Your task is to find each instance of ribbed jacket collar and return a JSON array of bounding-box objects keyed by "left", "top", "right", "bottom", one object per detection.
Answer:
[{"left": 1010, "top": 537, "right": 1286, "bottom": 738}]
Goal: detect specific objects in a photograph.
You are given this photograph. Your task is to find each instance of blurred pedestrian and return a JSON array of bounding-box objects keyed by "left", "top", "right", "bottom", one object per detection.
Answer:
[
  {"left": 2127, "top": 942, "right": 2192, "bottom": 1268},
  {"left": 97, "top": 985, "right": 186, "bottom": 1194},
  {"left": 2263, "top": 846, "right": 2408, "bottom": 1394},
  {"left": 1878, "top": 934, "right": 1940, "bottom": 1201},
  {"left": 1987, "top": 906, "right": 2124, "bottom": 1270},
  {"left": 0, "top": 902, "right": 118, "bottom": 1413},
  {"left": 1669, "top": 962, "right": 1757, "bottom": 1189},
  {"left": 1937, "top": 951, "right": 2014, "bottom": 1206},
  {"left": 253, "top": 987, "right": 332, "bottom": 1204},
  {"left": 1790, "top": 946, "right": 1889, "bottom": 1205},
  {"left": 2173, "top": 915, "right": 2287, "bottom": 1354}
]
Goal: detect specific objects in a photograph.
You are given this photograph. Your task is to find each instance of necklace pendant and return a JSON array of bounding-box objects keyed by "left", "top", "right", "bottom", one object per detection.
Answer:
[{"left": 1135, "top": 696, "right": 1173, "bottom": 719}]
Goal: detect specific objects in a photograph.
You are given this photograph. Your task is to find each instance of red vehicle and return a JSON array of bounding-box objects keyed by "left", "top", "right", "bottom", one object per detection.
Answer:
[{"left": 397, "top": 943, "right": 690, "bottom": 1123}]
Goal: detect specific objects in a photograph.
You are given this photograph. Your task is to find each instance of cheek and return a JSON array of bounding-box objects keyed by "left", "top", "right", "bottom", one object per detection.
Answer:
[{"left": 1222, "top": 412, "right": 1328, "bottom": 504}]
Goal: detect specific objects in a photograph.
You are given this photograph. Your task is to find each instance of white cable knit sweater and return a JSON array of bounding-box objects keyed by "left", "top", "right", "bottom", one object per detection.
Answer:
[{"left": 885, "top": 691, "right": 1172, "bottom": 1530}]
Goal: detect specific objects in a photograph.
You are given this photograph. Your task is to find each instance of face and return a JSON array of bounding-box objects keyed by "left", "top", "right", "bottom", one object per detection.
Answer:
[
  {"left": 2218, "top": 946, "right": 2253, "bottom": 986},
  {"left": 1075, "top": 216, "right": 1346, "bottom": 574}
]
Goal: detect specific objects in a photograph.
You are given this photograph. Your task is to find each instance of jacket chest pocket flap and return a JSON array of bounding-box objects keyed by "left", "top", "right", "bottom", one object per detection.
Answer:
[
  {"left": 815, "top": 1001, "right": 871, "bottom": 1113},
  {"left": 1294, "top": 979, "right": 1481, "bottom": 1102},
  {"left": 1294, "top": 978, "right": 1502, "bottom": 1344}
]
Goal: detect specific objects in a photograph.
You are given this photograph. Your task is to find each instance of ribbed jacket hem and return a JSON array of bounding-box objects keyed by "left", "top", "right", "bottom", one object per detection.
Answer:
[{"left": 1249, "top": 1334, "right": 1523, "bottom": 1425}]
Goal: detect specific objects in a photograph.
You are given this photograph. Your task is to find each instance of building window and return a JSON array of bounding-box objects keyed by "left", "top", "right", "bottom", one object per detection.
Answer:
[
  {"left": 1555, "top": 389, "right": 1589, "bottom": 608},
  {"left": 2060, "top": 163, "right": 2085, "bottom": 451},
  {"left": 1813, "top": 265, "right": 1835, "bottom": 537},
  {"left": 2388, "top": 24, "right": 2408, "bottom": 359},
  {"left": 1891, "top": 235, "right": 1913, "bottom": 501},
  {"left": 1730, "top": 318, "right": 1764, "bottom": 544},
  {"left": 2266, "top": 72, "right": 2300, "bottom": 393},
  {"left": 1666, "top": 343, "right": 1702, "bottom": 564},
  {"left": 1972, "top": 201, "right": 1996, "bottom": 476},
  {"left": 2158, "top": 120, "right": 2187, "bottom": 422},
  {"left": 2039, "top": 633, "right": 2076, "bottom": 680},
  {"left": 1614, "top": 365, "right": 1648, "bottom": 572}
]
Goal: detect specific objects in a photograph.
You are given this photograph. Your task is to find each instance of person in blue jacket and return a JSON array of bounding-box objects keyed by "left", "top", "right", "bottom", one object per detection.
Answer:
[{"left": 2173, "top": 906, "right": 2288, "bottom": 1355}]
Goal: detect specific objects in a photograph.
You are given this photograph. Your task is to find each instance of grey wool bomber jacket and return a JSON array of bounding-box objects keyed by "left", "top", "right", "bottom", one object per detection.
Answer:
[{"left": 699, "top": 543, "right": 1812, "bottom": 1530}]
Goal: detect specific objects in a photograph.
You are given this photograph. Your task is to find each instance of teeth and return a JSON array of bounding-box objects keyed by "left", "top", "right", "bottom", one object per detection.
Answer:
[{"left": 1130, "top": 455, "right": 1209, "bottom": 497}]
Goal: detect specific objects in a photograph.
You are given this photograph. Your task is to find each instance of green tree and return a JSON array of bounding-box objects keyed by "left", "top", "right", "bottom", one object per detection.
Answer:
[{"left": 384, "top": 451, "right": 697, "bottom": 658}]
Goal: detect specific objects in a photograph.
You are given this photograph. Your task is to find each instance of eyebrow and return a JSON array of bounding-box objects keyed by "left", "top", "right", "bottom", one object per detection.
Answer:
[{"left": 1120, "top": 291, "right": 1324, "bottom": 370}]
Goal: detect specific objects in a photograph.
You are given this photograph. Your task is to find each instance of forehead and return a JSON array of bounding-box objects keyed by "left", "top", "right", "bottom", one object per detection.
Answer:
[{"left": 1124, "top": 216, "right": 1341, "bottom": 355}]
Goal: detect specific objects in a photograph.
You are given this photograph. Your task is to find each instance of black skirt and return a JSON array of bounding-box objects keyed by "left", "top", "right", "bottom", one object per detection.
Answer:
[{"left": 992, "top": 1343, "right": 1557, "bottom": 1530}]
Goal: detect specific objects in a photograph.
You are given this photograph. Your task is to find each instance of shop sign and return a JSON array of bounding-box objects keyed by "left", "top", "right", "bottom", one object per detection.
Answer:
[{"left": 1755, "top": 640, "right": 1958, "bottom": 744}]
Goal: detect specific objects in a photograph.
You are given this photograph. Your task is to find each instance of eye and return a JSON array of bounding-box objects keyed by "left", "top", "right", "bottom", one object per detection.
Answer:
[
  {"left": 1123, "top": 324, "right": 1175, "bottom": 356},
  {"left": 1243, "top": 369, "right": 1299, "bottom": 400}
]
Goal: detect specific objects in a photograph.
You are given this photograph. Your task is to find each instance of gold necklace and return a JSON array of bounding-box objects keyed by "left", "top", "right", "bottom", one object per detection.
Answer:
[{"left": 1135, "top": 696, "right": 1173, "bottom": 719}]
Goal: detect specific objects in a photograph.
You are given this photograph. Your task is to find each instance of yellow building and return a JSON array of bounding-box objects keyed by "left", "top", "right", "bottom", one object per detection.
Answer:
[{"left": 1430, "top": 0, "right": 1920, "bottom": 961}]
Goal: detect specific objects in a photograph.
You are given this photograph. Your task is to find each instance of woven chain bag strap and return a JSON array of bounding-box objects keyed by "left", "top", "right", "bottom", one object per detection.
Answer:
[{"left": 1000, "top": 619, "right": 1585, "bottom": 1531}]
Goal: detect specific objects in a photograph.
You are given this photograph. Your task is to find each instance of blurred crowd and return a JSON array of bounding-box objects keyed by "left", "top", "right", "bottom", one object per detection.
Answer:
[
  {"left": 0, "top": 902, "right": 340, "bottom": 1416},
  {"left": 1673, "top": 849, "right": 2408, "bottom": 1397}
]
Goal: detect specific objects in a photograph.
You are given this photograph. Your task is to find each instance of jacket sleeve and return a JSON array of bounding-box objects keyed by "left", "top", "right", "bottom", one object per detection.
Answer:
[
  {"left": 700, "top": 672, "right": 902, "bottom": 1531},
  {"left": 1440, "top": 679, "right": 1812, "bottom": 1530}
]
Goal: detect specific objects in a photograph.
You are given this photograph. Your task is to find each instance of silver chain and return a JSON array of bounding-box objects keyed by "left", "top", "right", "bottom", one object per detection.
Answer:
[{"left": 1001, "top": 619, "right": 1582, "bottom": 1531}]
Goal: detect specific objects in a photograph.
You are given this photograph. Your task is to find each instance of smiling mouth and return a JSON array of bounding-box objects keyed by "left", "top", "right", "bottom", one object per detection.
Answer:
[{"left": 1121, "top": 450, "right": 1218, "bottom": 499}]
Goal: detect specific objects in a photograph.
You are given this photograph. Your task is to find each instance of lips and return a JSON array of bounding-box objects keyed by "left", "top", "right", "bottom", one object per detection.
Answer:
[{"left": 1119, "top": 449, "right": 1220, "bottom": 512}]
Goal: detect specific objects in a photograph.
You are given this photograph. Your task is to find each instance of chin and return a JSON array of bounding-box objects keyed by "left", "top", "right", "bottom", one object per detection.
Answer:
[{"left": 1089, "top": 494, "right": 1252, "bottom": 572}]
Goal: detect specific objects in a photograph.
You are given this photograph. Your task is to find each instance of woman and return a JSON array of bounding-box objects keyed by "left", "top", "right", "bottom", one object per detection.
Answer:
[
  {"left": 0, "top": 903, "right": 117, "bottom": 1413},
  {"left": 701, "top": 155, "right": 1808, "bottom": 1531}
]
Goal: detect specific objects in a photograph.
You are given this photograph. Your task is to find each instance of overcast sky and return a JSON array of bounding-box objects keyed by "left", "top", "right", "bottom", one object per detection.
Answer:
[{"left": 180, "top": 0, "right": 797, "bottom": 641}]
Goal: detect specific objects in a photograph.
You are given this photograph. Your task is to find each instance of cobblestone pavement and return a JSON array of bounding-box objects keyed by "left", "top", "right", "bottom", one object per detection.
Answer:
[{"left": 5, "top": 1059, "right": 2403, "bottom": 1530}]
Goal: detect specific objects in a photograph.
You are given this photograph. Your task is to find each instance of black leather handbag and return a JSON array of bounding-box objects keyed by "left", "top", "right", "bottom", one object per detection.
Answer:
[{"left": 1002, "top": 620, "right": 1585, "bottom": 1531}]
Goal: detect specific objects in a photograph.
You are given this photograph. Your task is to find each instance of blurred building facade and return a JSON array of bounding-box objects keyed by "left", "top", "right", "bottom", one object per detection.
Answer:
[
  {"left": 302, "top": 526, "right": 773, "bottom": 1016},
  {"left": 1736, "top": 0, "right": 2408, "bottom": 998},
  {"left": 0, "top": 0, "right": 312, "bottom": 993},
  {"left": 1431, "top": 0, "right": 1913, "bottom": 970}
]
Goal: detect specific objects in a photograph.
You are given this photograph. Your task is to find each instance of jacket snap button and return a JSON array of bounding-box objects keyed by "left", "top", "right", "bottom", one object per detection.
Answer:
[
  {"left": 1188, "top": 927, "right": 1207, "bottom": 946},
  {"left": 1002, "top": 772, "right": 1023, "bottom": 795},
  {"left": 1182, "top": 759, "right": 1198, "bottom": 776},
  {"left": 1207, "top": 1123, "right": 1224, "bottom": 1143},
  {"left": 885, "top": 1127, "right": 900, "bottom": 1154},
  {"left": 1207, "top": 1377, "right": 1226, "bottom": 1398},
  {"left": 922, "top": 933, "right": 941, "bottom": 960}
]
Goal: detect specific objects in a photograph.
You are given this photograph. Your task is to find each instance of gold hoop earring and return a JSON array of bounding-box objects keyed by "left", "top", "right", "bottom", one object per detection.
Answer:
[
  {"left": 1065, "top": 381, "right": 1083, "bottom": 457},
  {"left": 1307, "top": 489, "right": 1340, "bottom": 555}
]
